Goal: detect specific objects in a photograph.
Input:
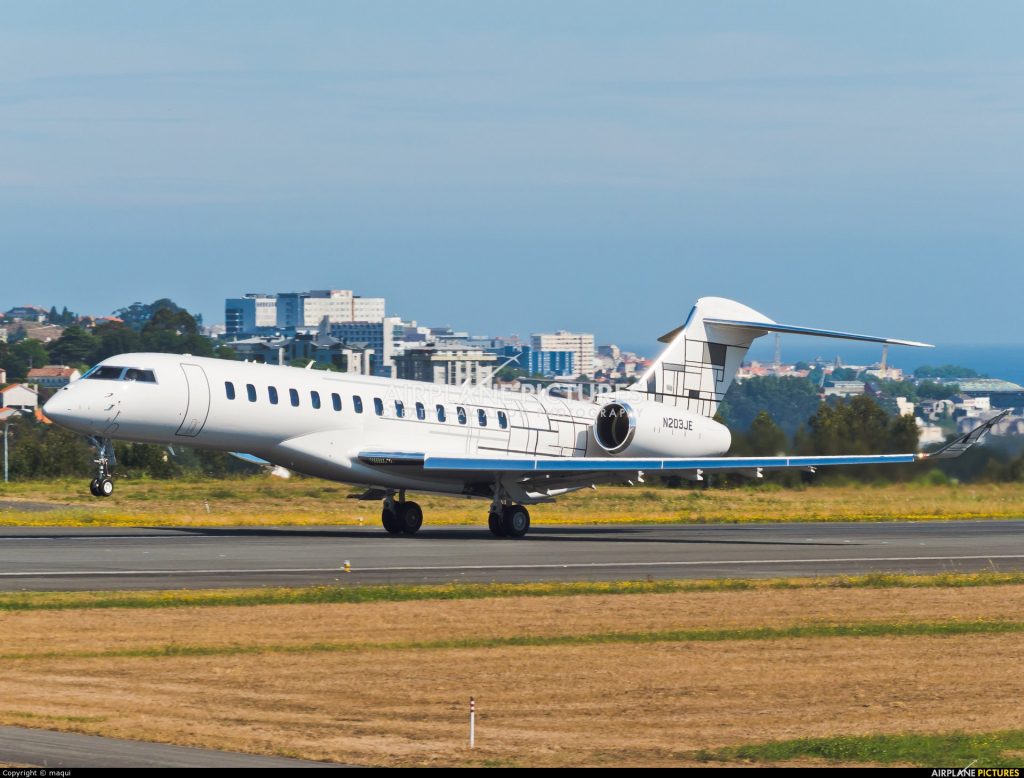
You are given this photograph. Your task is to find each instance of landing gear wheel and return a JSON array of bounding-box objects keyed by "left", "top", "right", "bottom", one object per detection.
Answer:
[
  {"left": 97, "top": 478, "right": 114, "bottom": 497},
  {"left": 488, "top": 511, "right": 507, "bottom": 538},
  {"left": 396, "top": 501, "right": 423, "bottom": 535},
  {"left": 89, "top": 478, "right": 101, "bottom": 497},
  {"left": 381, "top": 506, "right": 402, "bottom": 534},
  {"left": 501, "top": 505, "right": 530, "bottom": 538}
]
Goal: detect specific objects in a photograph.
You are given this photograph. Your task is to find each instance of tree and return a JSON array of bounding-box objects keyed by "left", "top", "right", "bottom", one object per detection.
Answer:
[
  {"left": 4, "top": 340, "right": 50, "bottom": 381},
  {"left": 746, "top": 411, "right": 787, "bottom": 455},
  {"left": 914, "top": 364, "right": 979, "bottom": 380},
  {"left": 139, "top": 307, "right": 214, "bottom": 356},
  {"left": 802, "top": 395, "right": 920, "bottom": 481},
  {"left": 48, "top": 326, "right": 99, "bottom": 367},
  {"left": 719, "top": 376, "right": 821, "bottom": 439},
  {"left": 830, "top": 367, "right": 861, "bottom": 381},
  {"left": 5, "top": 415, "right": 94, "bottom": 479},
  {"left": 92, "top": 322, "right": 143, "bottom": 362}
]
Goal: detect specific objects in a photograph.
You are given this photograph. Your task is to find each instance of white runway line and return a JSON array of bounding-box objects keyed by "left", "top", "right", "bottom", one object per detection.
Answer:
[{"left": 2, "top": 553, "right": 1024, "bottom": 577}]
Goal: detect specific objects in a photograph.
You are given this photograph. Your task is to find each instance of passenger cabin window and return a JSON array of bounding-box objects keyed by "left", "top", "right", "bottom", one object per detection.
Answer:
[
  {"left": 395, "top": 400, "right": 405, "bottom": 418},
  {"left": 225, "top": 381, "right": 236, "bottom": 400},
  {"left": 124, "top": 369, "right": 156, "bottom": 383},
  {"left": 436, "top": 404, "right": 446, "bottom": 422},
  {"left": 85, "top": 366, "right": 126, "bottom": 380},
  {"left": 246, "top": 384, "right": 257, "bottom": 402},
  {"left": 415, "top": 402, "right": 425, "bottom": 420},
  {"left": 332, "top": 393, "right": 341, "bottom": 411},
  {"left": 290, "top": 388, "right": 300, "bottom": 407},
  {"left": 374, "top": 397, "right": 384, "bottom": 416},
  {"left": 498, "top": 410, "right": 508, "bottom": 429},
  {"left": 477, "top": 409, "right": 487, "bottom": 427},
  {"left": 457, "top": 406, "right": 467, "bottom": 425},
  {"left": 268, "top": 386, "right": 279, "bottom": 405},
  {"left": 311, "top": 390, "right": 321, "bottom": 410},
  {"left": 353, "top": 395, "right": 363, "bottom": 414}
]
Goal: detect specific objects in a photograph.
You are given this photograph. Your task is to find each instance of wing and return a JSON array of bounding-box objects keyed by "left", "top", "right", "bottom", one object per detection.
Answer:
[
  {"left": 421, "top": 452, "right": 917, "bottom": 478},
  {"left": 359, "top": 414, "right": 1003, "bottom": 499}
]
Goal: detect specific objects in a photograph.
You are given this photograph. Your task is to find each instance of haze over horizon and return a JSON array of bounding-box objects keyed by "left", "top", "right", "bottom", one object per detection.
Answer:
[{"left": 2, "top": 2, "right": 1022, "bottom": 346}]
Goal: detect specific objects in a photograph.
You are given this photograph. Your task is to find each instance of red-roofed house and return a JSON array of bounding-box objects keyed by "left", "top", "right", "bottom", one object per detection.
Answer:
[{"left": 27, "top": 365, "right": 81, "bottom": 389}]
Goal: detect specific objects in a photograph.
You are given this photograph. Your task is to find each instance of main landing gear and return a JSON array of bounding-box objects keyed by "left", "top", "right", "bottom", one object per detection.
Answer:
[
  {"left": 488, "top": 485, "right": 530, "bottom": 538},
  {"left": 87, "top": 437, "right": 115, "bottom": 498},
  {"left": 375, "top": 487, "right": 531, "bottom": 538},
  {"left": 381, "top": 491, "right": 423, "bottom": 536}
]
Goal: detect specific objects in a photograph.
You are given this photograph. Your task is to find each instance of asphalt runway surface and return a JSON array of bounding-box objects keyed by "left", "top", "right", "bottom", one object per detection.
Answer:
[
  {"left": 1, "top": 520, "right": 1023, "bottom": 591},
  {"left": 0, "top": 726, "right": 341, "bottom": 768}
]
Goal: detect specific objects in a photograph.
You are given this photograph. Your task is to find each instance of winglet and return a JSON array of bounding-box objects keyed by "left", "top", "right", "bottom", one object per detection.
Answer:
[{"left": 922, "top": 409, "right": 1011, "bottom": 460}]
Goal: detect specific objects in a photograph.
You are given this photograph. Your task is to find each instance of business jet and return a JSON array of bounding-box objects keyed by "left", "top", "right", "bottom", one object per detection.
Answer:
[{"left": 42, "top": 297, "right": 1004, "bottom": 538}]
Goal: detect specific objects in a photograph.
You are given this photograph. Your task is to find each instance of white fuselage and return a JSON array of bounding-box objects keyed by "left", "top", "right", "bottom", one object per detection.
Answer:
[{"left": 43, "top": 353, "right": 730, "bottom": 497}]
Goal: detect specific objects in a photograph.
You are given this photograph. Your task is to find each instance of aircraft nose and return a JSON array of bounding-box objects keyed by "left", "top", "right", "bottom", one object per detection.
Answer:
[{"left": 42, "top": 394, "right": 69, "bottom": 424}]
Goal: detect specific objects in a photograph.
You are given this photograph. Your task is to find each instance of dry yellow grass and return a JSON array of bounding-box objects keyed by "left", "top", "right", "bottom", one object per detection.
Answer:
[
  {"left": 2, "top": 584, "right": 1024, "bottom": 655},
  {"left": 2, "top": 636, "right": 1022, "bottom": 766},
  {"left": 2, "top": 585, "right": 1024, "bottom": 766},
  {"left": 2, "top": 477, "right": 1024, "bottom": 526}
]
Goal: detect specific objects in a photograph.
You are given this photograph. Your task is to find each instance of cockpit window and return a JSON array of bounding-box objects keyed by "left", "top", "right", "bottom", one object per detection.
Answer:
[
  {"left": 83, "top": 366, "right": 156, "bottom": 382},
  {"left": 84, "top": 366, "right": 126, "bottom": 380}
]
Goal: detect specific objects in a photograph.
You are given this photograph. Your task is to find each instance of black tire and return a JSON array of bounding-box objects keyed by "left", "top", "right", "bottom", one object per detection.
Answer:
[
  {"left": 501, "top": 505, "right": 530, "bottom": 538},
  {"left": 89, "top": 478, "right": 101, "bottom": 497},
  {"left": 381, "top": 506, "right": 402, "bottom": 534},
  {"left": 488, "top": 511, "right": 507, "bottom": 537},
  {"left": 98, "top": 478, "right": 114, "bottom": 497},
  {"left": 397, "top": 501, "right": 423, "bottom": 535}
]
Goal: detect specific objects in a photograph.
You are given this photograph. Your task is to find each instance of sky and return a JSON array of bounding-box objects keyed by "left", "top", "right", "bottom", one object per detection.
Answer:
[{"left": 2, "top": 2, "right": 1023, "bottom": 351}]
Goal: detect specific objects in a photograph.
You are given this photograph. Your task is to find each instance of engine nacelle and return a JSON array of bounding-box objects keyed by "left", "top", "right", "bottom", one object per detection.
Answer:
[{"left": 591, "top": 401, "right": 731, "bottom": 458}]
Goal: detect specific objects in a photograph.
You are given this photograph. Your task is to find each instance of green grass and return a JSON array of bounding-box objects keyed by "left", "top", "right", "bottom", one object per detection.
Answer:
[
  {"left": 697, "top": 730, "right": 1024, "bottom": 767},
  {"left": 8, "top": 618, "right": 1024, "bottom": 662},
  {"left": 3, "top": 571, "right": 1024, "bottom": 612}
]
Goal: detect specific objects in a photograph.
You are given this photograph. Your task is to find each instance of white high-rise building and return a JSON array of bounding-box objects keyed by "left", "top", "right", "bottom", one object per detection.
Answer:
[
  {"left": 353, "top": 296, "right": 386, "bottom": 322},
  {"left": 301, "top": 290, "right": 354, "bottom": 327},
  {"left": 531, "top": 331, "right": 595, "bottom": 376},
  {"left": 227, "top": 289, "right": 387, "bottom": 335}
]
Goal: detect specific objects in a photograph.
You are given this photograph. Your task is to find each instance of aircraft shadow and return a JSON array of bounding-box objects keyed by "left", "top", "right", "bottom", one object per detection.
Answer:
[{"left": 136, "top": 525, "right": 860, "bottom": 547}]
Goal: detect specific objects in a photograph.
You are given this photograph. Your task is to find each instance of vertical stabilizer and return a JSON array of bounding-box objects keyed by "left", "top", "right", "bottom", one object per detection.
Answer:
[{"left": 634, "top": 297, "right": 774, "bottom": 417}]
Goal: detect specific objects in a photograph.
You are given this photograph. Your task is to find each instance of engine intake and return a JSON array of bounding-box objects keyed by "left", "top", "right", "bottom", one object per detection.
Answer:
[{"left": 593, "top": 402, "right": 636, "bottom": 454}]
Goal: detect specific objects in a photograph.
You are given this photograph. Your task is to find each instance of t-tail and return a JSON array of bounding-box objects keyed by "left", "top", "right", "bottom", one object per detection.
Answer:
[{"left": 633, "top": 296, "right": 933, "bottom": 417}]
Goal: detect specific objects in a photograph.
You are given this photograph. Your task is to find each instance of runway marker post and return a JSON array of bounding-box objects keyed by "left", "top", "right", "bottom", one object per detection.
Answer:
[{"left": 469, "top": 697, "right": 475, "bottom": 749}]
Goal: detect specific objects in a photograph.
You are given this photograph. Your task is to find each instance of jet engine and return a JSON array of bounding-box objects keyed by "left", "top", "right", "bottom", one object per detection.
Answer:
[{"left": 591, "top": 401, "right": 731, "bottom": 458}]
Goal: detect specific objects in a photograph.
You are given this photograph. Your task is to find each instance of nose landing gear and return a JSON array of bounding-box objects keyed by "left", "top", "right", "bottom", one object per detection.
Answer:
[{"left": 87, "top": 438, "right": 115, "bottom": 498}]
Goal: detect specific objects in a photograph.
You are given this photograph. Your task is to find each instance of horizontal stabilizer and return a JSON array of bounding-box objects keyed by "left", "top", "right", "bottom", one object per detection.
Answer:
[
  {"left": 924, "top": 409, "right": 1011, "bottom": 460},
  {"left": 702, "top": 318, "right": 933, "bottom": 348}
]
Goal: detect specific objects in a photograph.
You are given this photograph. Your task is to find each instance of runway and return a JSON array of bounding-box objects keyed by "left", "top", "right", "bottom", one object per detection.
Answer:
[
  {"left": 0, "top": 725, "right": 340, "bottom": 768},
  {"left": 1, "top": 519, "right": 1023, "bottom": 590}
]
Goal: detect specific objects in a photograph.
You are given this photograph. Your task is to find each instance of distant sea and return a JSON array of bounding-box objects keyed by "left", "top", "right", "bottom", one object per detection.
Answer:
[{"left": 619, "top": 342, "right": 1024, "bottom": 385}]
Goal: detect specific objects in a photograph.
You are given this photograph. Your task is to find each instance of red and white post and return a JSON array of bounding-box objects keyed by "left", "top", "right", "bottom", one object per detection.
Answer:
[{"left": 469, "top": 696, "right": 476, "bottom": 749}]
